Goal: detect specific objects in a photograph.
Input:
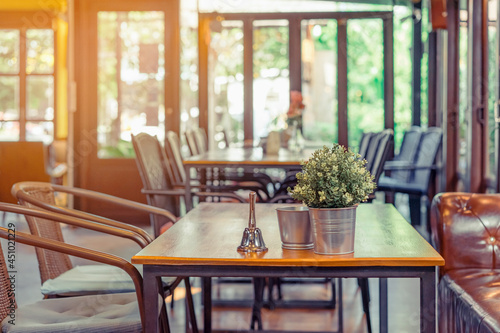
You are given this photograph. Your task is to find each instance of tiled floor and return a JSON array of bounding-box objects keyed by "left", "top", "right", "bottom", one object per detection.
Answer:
[{"left": 1, "top": 206, "right": 424, "bottom": 332}]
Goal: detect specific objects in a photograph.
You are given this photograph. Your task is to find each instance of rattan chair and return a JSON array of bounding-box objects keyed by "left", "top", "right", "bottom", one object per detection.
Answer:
[
  {"left": 10, "top": 181, "right": 198, "bottom": 332},
  {"left": 0, "top": 203, "right": 153, "bottom": 333}
]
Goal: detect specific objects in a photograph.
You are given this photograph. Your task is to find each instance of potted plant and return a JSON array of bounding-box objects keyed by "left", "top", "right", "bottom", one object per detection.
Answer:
[{"left": 288, "top": 144, "right": 376, "bottom": 254}]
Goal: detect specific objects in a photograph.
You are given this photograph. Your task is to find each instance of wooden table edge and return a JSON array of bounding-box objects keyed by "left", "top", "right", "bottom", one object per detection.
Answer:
[{"left": 132, "top": 256, "right": 445, "bottom": 267}]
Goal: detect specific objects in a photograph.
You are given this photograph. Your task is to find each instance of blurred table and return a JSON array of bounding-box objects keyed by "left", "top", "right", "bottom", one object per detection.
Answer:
[
  {"left": 183, "top": 147, "right": 315, "bottom": 210},
  {"left": 133, "top": 202, "right": 444, "bottom": 333}
]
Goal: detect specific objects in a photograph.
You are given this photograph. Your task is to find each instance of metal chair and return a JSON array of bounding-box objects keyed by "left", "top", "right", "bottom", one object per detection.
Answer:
[
  {"left": 362, "top": 129, "right": 394, "bottom": 184},
  {"left": 185, "top": 129, "right": 201, "bottom": 156},
  {"left": 163, "top": 131, "right": 268, "bottom": 202},
  {"left": 132, "top": 133, "right": 246, "bottom": 219},
  {"left": 382, "top": 126, "right": 422, "bottom": 182},
  {"left": 0, "top": 203, "right": 152, "bottom": 333},
  {"left": 358, "top": 131, "right": 375, "bottom": 160},
  {"left": 10, "top": 182, "right": 199, "bottom": 332}
]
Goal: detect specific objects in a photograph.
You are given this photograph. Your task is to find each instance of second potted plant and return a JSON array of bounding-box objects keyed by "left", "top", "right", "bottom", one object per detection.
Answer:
[{"left": 288, "top": 144, "right": 376, "bottom": 254}]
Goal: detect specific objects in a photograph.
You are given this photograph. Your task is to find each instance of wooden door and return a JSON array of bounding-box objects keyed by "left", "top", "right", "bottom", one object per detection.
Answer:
[{"left": 74, "top": 0, "right": 179, "bottom": 223}]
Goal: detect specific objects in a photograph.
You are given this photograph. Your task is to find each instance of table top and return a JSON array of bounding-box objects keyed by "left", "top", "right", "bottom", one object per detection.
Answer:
[
  {"left": 182, "top": 147, "right": 316, "bottom": 167},
  {"left": 132, "top": 203, "right": 444, "bottom": 267}
]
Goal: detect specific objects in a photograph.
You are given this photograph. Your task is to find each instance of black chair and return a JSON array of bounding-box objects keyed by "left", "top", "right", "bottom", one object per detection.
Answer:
[
  {"left": 382, "top": 126, "right": 422, "bottom": 182},
  {"left": 358, "top": 131, "right": 375, "bottom": 160},
  {"left": 378, "top": 127, "right": 443, "bottom": 229},
  {"left": 367, "top": 129, "right": 394, "bottom": 185}
]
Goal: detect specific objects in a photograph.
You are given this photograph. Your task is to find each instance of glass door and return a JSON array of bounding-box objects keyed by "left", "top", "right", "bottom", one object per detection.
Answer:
[
  {"left": 74, "top": 0, "right": 178, "bottom": 221},
  {"left": 96, "top": 11, "right": 165, "bottom": 158}
]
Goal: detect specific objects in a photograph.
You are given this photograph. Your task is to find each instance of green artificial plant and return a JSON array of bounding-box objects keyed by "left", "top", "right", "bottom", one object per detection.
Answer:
[{"left": 288, "top": 144, "right": 376, "bottom": 208}]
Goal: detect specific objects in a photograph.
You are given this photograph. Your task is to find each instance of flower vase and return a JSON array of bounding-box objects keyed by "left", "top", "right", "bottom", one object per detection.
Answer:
[{"left": 288, "top": 121, "right": 304, "bottom": 152}]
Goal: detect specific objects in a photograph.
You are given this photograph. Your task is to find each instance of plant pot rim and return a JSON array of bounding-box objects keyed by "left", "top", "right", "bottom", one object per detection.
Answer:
[{"left": 308, "top": 204, "right": 358, "bottom": 210}]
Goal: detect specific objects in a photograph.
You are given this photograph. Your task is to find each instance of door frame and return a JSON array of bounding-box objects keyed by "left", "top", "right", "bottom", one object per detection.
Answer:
[{"left": 74, "top": 0, "right": 180, "bottom": 221}]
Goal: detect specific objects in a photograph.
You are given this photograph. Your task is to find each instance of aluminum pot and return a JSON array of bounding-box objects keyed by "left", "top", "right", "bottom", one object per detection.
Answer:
[
  {"left": 309, "top": 205, "right": 356, "bottom": 255},
  {"left": 276, "top": 206, "right": 313, "bottom": 250}
]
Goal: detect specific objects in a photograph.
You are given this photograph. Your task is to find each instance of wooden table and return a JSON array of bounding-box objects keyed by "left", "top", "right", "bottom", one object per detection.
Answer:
[
  {"left": 132, "top": 202, "right": 444, "bottom": 333},
  {"left": 183, "top": 147, "right": 315, "bottom": 210}
]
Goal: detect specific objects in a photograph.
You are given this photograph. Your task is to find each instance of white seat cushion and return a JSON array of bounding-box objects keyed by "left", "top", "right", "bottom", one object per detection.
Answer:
[
  {"left": 1, "top": 292, "right": 141, "bottom": 333},
  {"left": 41, "top": 265, "right": 135, "bottom": 296}
]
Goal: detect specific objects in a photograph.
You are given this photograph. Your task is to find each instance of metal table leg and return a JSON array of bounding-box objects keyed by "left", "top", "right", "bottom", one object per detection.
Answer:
[
  {"left": 144, "top": 266, "right": 160, "bottom": 333},
  {"left": 420, "top": 268, "right": 437, "bottom": 333},
  {"left": 379, "top": 278, "right": 388, "bottom": 333},
  {"left": 203, "top": 277, "right": 212, "bottom": 333}
]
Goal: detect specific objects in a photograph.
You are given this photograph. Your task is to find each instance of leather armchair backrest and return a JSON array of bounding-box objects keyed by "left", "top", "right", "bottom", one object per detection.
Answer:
[{"left": 431, "top": 192, "right": 500, "bottom": 275}]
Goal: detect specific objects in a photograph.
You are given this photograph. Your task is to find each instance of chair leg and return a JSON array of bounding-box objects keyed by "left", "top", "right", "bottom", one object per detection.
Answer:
[
  {"left": 330, "top": 278, "right": 336, "bottom": 309},
  {"left": 184, "top": 277, "right": 199, "bottom": 333},
  {"left": 251, "top": 277, "right": 265, "bottom": 331},
  {"left": 276, "top": 278, "right": 282, "bottom": 300},
  {"left": 160, "top": 301, "right": 170, "bottom": 333},
  {"left": 409, "top": 194, "right": 421, "bottom": 227},
  {"left": 266, "top": 278, "right": 276, "bottom": 310},
  {"left": 358, "top": 278, "right": 372, "bottom": 333},
  {"left": 157, "top": 276, "right": 170, "bottom": 333}
]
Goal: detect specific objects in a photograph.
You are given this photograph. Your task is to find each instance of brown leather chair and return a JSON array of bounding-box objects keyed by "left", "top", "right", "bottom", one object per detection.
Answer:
[{"left": 431, "top": 192, "right": 500, "bottom": 333}]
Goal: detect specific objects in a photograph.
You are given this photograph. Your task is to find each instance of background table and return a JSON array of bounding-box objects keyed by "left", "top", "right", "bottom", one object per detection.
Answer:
[
  {"left": 132, "top": 202, "right": 444, "bottom": 333},
  {"left": 182, "top": 147, "right": 314, "bottom": 210}
]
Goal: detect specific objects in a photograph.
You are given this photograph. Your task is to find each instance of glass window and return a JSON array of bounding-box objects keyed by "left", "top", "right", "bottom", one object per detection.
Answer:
[
  {"left": 301, "top": 19, "right": 338, "bottom": 144},
  {"left": 0, "top": 77, "right": 19, "bottom": 120},
  {"left": 26, "top": 29, "right": 54, "bottom": 74},
  {"left": 393, "top": 5, "right": 413, "bottom": 150},
  {"left": 347, "top": 18, "right": 385, "bottom": 149},
  {"left": 26, "top": 121, "right": 54, "bottom": 142},
  {"left": 208, "top": 20, "right": 244, "bottom": 147},
  {"left": 0, "top": 30, "right": 19, "bottom": 74},
  {"left": 0, "top": 27, "right": 55, "bottom": 143},
  {"left": 27, "top": 76, "right": 54, "bottom": 120},
  {"left": 180, "top": 0, "right": 200, "bottom": 149},
  {"left": 253, "top": 20, "right": 289, "bottom": 141}
]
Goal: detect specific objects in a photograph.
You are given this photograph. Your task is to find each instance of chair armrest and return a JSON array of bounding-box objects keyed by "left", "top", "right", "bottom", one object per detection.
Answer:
[
  {"left": 51, "top": 183, "right": 177, "bottom": 223},
  {"left": 195, "top": 191, "right": 247, "bottom": 203},
  {"left": 383, "top": 162, "right": 438, "bottom": 171},
  {"left": 12, "top": 182, "right": 180, "bottom": 243},
  {"left": 2, "top": 202, "right": 150, "bottom": 248}
]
